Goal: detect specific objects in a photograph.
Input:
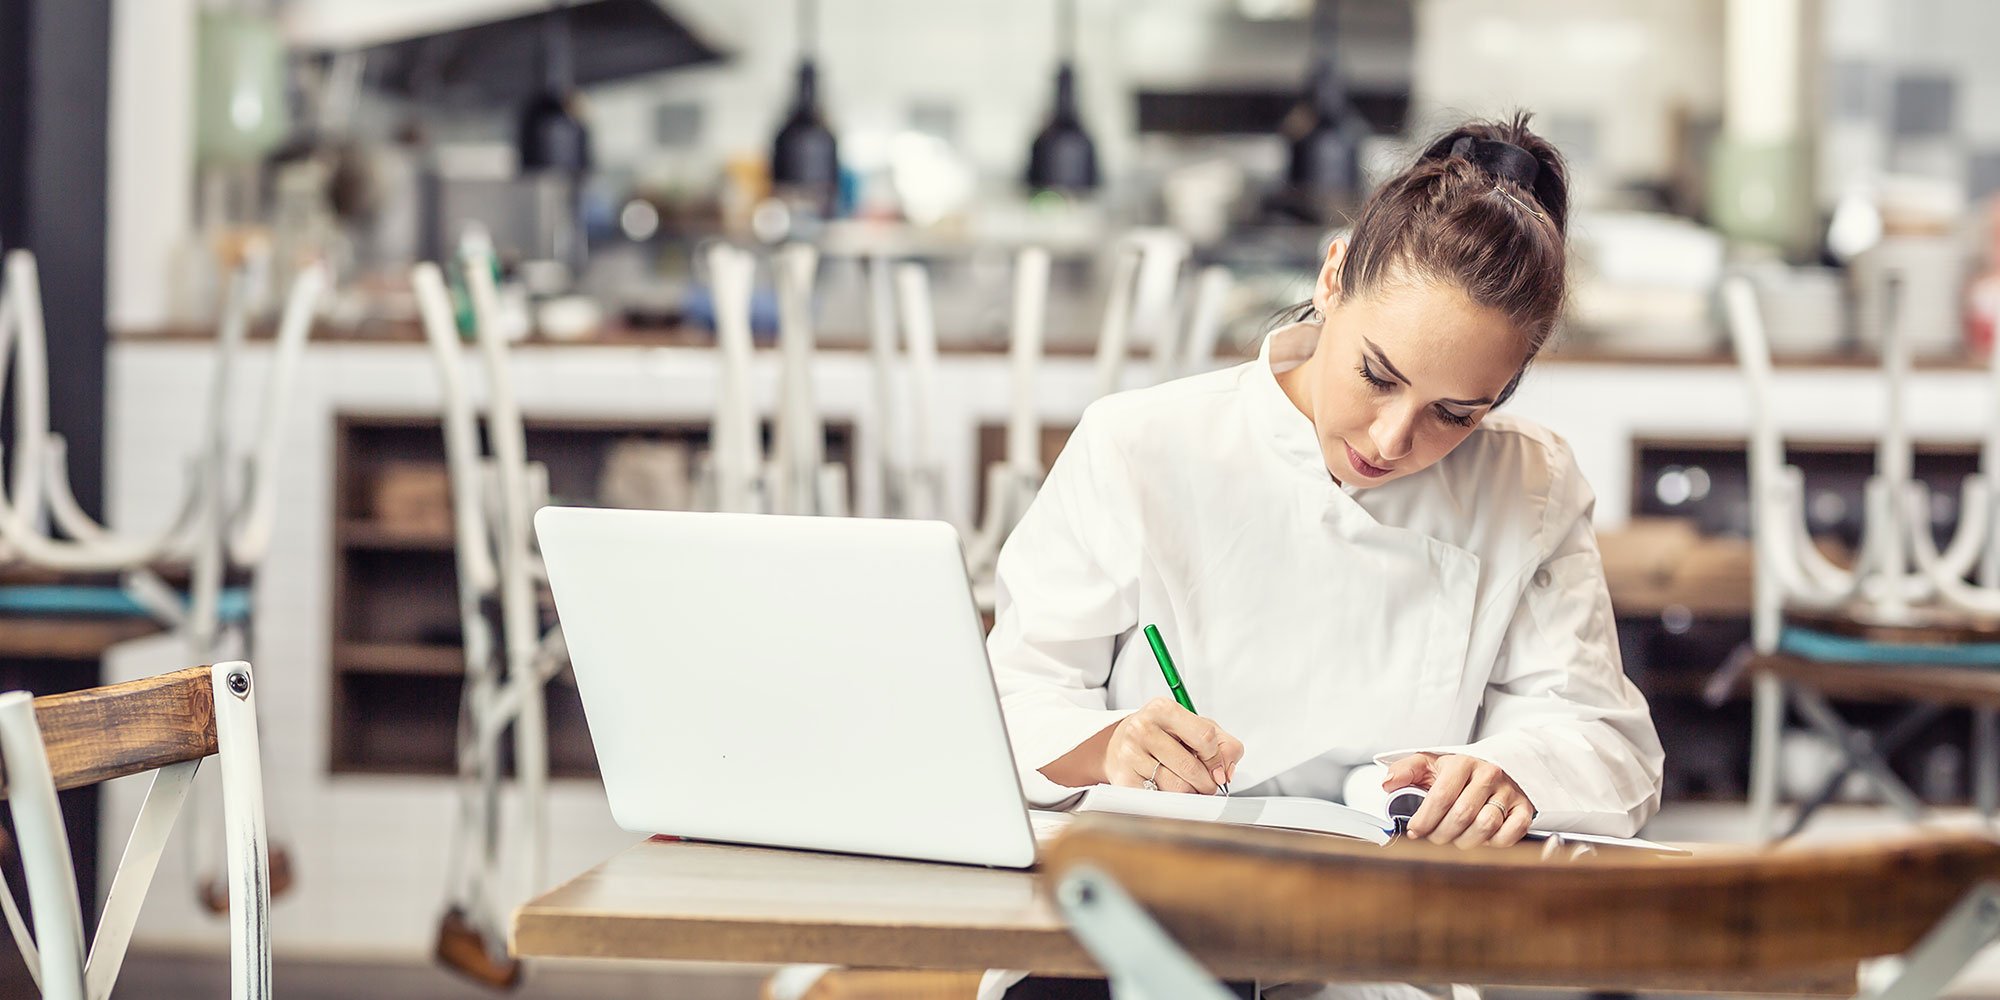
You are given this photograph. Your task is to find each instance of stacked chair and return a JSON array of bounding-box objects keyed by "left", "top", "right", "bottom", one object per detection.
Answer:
[
  {"left": 1723, "top": 274, "right": 2000, "bottom": 841},
  {"left": 0, "top": 248, "right": 317, "bottom": 910},
  {"left": 412, "top": 249, "right": 570, "bottom": 988}
]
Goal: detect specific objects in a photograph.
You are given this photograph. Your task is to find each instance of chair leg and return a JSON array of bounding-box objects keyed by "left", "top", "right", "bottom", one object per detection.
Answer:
[
  {"left": 1791, "top": 689, "right": 1932, "bottom": 823},
  {"left": 1975, "top": 709, "right": 1999, "bottom": 819},
  {"left": 0, "top": 692, "right": 87, "bottom": 1000},
  {"left": 1750, "top": 672, "right": 1786, "bottom": 842},
  {"left": 1856, "top": 882, "right": 2000, "bottom": 1000},
  {"left": 1053, "top": 865, "right": 1239, "bottom": 1000},
  {"left": 211, "top": 661, "right": 271, "bottom": 1000},
  {"left": 1780, "top": 760, "right": 1859, "bottom": 842}
]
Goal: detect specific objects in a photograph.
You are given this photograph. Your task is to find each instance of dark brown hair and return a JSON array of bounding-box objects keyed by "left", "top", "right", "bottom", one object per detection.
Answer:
[{"left": 1297, "top": 112, "right": 1569, "bottom": 405}]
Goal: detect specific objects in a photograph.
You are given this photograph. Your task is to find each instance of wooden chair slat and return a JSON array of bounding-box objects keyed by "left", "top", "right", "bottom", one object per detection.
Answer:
[
  {"left": 1038, "top": 814, "right": 2000, "bottom": 992},
  {"left": 0, "top": 665, "right": 216, "bottom": 797},
  {"left": 1752, "top": 653, "right": 2000, "bottom": 711}
]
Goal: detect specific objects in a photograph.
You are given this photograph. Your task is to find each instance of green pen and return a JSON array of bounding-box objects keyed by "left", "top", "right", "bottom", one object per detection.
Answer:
[{"left": 1141, "top": 624, "right": 1229, "bottom": 795}]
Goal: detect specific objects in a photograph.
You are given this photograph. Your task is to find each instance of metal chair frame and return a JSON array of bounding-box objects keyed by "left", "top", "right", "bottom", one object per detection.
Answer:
[
  {"left": 1053, "top": 864, "right": 2000, "bottom": 1000},
  {"left": 0, "top": 250, "right": 318, "bottom": 908},
  {"left": 0, "top": 662, "right": 270, "bottom": 1000},
  {"left": 1724, "top": 275, "right": 2000, "bottom": 841},
  {"left": 411, "top": 256, "right": 569, "bottom": 984}
]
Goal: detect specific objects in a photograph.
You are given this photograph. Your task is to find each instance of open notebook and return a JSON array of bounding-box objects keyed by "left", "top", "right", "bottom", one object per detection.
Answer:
[{"left": 1067, "top": 783, "right": 1686, "bottom": 854}]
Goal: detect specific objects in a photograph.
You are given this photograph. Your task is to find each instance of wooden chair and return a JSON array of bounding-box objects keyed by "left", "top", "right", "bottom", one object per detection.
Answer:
[
  {"left": 1028, "top": 814, "right": 2000, "bottom": 999},
  {"left": 0, "top": 662, "right": 270, "bottom": 1000}
]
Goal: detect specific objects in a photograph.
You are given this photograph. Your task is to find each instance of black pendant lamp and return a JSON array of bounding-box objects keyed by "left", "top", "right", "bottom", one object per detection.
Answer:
[
  {"left": 518, "top": 0, "right": 590, "bottom": 174},
  {"left": 1285, "top": 0, "right": 1361, "bottom": 204},
  {"left": 771, "top": 0, "right": 839, "bottom": 204},
  {"left": 1026, "top": 0, "right": 1097, "bottom": 193}
]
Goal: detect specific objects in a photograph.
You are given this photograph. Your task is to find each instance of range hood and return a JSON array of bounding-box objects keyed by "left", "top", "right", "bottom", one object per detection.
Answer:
[{"left": 288, "top": 0, "right": 726, "bottom": 107}]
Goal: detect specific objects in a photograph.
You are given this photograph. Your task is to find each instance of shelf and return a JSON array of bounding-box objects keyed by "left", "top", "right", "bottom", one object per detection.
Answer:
[
  {"left": 339, "top": 521, "right": 455, "bottom": 552},
  {"left": 335, "top": 641, "right": 466, "bottom": 676}
]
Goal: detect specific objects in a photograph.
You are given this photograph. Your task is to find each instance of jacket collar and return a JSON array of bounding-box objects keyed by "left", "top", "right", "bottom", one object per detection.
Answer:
[{"left": 1248, "top": 322, "right": 1348, "bottom": 489}]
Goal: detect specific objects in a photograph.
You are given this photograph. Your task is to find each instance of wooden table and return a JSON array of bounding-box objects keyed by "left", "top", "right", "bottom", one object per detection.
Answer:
[
  {"left": 511, "top": 817, "right": 2000, "bottom": 996},
  {"left": 512, "top": 835, "right": 1097, "bottom": 976}
]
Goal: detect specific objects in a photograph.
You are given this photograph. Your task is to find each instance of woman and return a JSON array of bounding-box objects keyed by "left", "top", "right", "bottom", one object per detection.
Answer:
[{"left": 986, "top": 116, "right": 1664, "bottom": 999}]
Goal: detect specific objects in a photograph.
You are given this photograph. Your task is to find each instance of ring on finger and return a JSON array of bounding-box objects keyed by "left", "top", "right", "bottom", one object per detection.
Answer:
[{"left": 1142, "top": 760, "right": 1161, "bottom": 791}]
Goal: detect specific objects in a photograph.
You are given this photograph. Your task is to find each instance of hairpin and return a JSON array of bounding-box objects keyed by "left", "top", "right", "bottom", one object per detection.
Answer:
[{"left": 1492, "top": 184, "right": 1548, "bottom": 220}]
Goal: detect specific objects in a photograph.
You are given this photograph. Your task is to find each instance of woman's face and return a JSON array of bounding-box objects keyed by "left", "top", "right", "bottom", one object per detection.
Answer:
[{"left": 1284, "top": 240, "right": 1531, "bottom": 489}]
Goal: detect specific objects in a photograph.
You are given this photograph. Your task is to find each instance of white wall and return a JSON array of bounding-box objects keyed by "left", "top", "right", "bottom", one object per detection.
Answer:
[
  {"left": 1411, "top": 0, "right": 1726, "bottom": 200},
  {"left": 105, "top": 0, "right": 195, "bottom": 331}
]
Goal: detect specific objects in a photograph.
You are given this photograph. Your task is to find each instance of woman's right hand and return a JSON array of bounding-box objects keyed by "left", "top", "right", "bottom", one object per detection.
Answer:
[{"left": 1104, "top": 698, "right": 1245, "bottom": 794}]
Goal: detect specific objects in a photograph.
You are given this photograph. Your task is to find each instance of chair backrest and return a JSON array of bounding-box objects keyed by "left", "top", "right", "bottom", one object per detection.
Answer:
[
  {"left": 0, "top": 662, "right": 269, "bottom": 1000},
  {"left": 1041, "top": 813, "right": 2000, "bottom": 994}
]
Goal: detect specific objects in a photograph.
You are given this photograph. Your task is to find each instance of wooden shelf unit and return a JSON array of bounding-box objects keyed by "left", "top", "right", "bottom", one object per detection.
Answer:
[{"left": 328, "top": 411, "right": 854, "bottom": 777}]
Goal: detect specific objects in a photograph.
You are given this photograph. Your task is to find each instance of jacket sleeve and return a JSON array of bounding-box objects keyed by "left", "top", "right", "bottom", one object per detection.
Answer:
[
  {"left": 987, "top": 407, "right": 1145, "bottom": 807},
  {"left": 1378, "top": 443, "right": 1665, "bottom": 836}
]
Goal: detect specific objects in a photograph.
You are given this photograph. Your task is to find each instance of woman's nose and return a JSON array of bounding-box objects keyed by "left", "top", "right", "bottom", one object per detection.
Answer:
[{"left": 1372, "top": 405, "right": 1418, "bottom": 463}]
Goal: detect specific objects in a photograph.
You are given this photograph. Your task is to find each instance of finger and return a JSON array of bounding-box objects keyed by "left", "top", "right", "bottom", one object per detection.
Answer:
[
  {"left": 1157, "top": 710, "right": 1226, "bottom": 763},
  {"left": 1106, "top": 747, "right": 1148, "bottom": 788},
  {"left": 1453, "top": 800, "right": 1509, "bottom": 850},
  {"left": 1152, "top": 764, "right": 1197, "bottom": 794},
  {"left": 1140, "top": 727, "right": 1217, "bottom": 794},
  {"left": 1381, "top": 753, "right": 1436, "bottom": 790},
  {"left": 1493, "top": 804, "right": 1536, "bottom": 848},
  {"left": 1119, "top": 743, "right": 1164, "bottom": 788},
  {"left": 1215, "top": 733, "right": 1246, "bottom": 785},
  {"left": 1407, "top": 756, "right": 1472, "bottom": 838},
  {"left": 1430, "top": 769, "right": 1500, "bottom": 845}
]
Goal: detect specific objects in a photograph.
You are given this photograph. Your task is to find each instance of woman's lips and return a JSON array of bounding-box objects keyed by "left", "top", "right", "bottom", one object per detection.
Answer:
[{"left": 1345, "top": 442, "right": 1391, "bottom": 478}]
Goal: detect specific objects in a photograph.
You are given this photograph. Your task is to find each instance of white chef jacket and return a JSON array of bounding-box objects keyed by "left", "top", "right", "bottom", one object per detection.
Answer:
[{"left": 988, "top": 322, "right": 1664, "bottom": 836}]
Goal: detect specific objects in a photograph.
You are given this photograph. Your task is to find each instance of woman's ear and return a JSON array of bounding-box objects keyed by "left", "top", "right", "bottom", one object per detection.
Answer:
[{"left": 1312, "top": 239, "right": 1348, "bottom": 319}]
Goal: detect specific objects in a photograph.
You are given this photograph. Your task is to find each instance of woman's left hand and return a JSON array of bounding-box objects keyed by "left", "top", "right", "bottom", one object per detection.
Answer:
[{"left": 1381, "top": 752, "right": 1536, "bottom": 849}]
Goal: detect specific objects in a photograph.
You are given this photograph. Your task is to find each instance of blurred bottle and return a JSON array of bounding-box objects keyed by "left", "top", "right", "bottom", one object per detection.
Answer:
[{"left": 193, "top": 10, "right": 289, "bottom": 166}]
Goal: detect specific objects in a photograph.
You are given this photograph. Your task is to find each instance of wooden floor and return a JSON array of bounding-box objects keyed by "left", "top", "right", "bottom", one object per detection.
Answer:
[{"left": 15, "top": 951, "right": 776, "bottom": 1000}]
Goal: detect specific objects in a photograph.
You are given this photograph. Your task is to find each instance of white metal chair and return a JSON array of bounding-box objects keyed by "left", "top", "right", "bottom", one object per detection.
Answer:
[
  {"left": 0, "top": 249, "right": 318, "bottom": 908},
  {"left": 1175, "top": 264, "right": 1236, "bottom": 379},
  {"left": 888, "top": 261, "right": 947, "bottom": 522},
  {"left": 963, "top": 247, "right": 1051, "bottom": 592},
  {"left": 770, "top": 243, "right": 850, "bottom": 518},
  {"left": 698, "top": 243, "right": 769, "bottom": 515},
  {"left": 0, "top": 252, "right": 322, "bottom": 624},
  {"left": 0, "top": 662, "right": 270, "bottom": 1000},
  {"left": 1723, "top": 275, "right": 2000, "bottom": 841},
  {"left": 411, "top": 254, "right": 569, "bottom": 988}
]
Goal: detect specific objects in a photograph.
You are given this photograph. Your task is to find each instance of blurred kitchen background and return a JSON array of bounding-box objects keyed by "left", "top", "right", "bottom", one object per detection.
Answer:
[{"left": 8, "top": 0, "right": 2000, "bottom": 996}]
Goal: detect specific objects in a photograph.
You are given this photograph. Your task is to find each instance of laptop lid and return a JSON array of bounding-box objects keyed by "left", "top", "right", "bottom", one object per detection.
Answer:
[{"left": 535, "top": 506, "right": 1037, "bottom": 868}]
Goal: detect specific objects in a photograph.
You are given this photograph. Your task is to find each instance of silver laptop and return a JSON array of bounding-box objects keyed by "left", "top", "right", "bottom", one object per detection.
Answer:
[{"left": 534, "top": 506, "right": 1038, "bottom": 868}]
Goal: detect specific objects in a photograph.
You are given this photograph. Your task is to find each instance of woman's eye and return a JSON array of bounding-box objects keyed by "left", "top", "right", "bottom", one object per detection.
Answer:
[
  {"left": 1355, "top": 363, "right": 1393, "bottom": 391},
  {"left": 1434, "top": 406, "right": 1475, "bottom": 427}
]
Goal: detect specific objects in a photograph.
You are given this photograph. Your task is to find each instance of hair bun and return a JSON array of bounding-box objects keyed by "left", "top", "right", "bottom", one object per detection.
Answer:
[{"left": 1446, "top": 135, "right": 1541, "bottom": 191}]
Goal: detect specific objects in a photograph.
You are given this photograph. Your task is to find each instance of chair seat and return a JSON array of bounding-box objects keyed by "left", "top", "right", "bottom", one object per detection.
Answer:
[
  {"left": 1779, "top": 625, "right": 2000, "bottom": 668},
  {"left": 0, "top": 585, "right": 253, "bottom": 624}
]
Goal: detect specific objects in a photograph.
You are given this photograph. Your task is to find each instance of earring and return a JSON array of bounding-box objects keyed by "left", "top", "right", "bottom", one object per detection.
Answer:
[{"left": 1306, "top": 306, "right": 1324, "bottom": 324}]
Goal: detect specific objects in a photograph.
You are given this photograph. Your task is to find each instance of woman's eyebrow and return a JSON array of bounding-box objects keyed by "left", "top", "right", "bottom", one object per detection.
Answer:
[
  {"left": 1361, "top": 337, "right": 1412, "bottom": 384},
  {"left": 1362, "top": 337, "right": 1494, "bottom": 407}
]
